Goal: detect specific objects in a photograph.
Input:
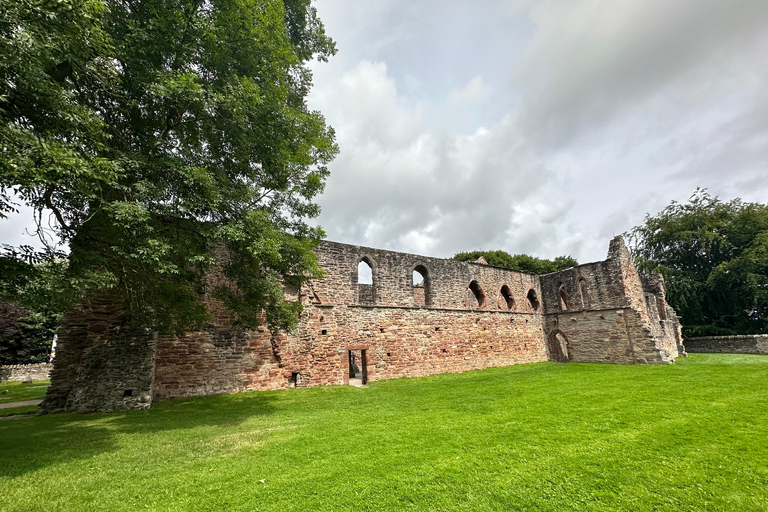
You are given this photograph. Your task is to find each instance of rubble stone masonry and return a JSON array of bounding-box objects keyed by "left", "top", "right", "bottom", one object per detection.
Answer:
[
  {"left": 41, "top": 236, "right": 684, "bottom": 413},
  {"left": 0, "top": 363, "right": 52, "bottom": 382},
  {"left": 684, "top": 335, "right": 768, "bottom": 354}
]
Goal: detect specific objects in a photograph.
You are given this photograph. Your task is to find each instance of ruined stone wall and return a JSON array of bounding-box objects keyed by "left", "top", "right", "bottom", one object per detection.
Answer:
[
  {"left": 640, "top": 274, "right": 686, "bottom": 359},
  {"left": 150, "top": 241, "right": 548, "bottom": 398},
  {"left": 540, "top": 236, "right": 681, "bottom": 364},
  {"left": 313, "top": 241, "right": 542, "bottom": 312},
  {"left": 685, "top": 335, "right": 768, "bottom": 354},
  {"left": 39, "top": 295, "right": 156, "bottom": 413},
  {"left": 43, "top": 236, "right": 683, "bottom": 412},
  {"left": 0, "top": 363, "right": 52, "bottom": 382}
]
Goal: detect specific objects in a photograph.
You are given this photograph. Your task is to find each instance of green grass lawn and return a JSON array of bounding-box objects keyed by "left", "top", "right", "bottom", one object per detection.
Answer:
[
  {"left": 0, "top": 381, "right": 50, "bottom": 402},
  {"left": 1, "top": 354, "right": 767, "bottom": 512},
  {"left": 0, "top": 381, "right": 49, "bottom": 417}
]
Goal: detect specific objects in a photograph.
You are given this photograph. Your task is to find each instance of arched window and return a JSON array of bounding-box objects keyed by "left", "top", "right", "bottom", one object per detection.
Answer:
[
  {"left": 412, "top": 265, "right": 430, "bottom": 306},
  {"left": 527, "top": 289, "right": 540, "bottom": 311},
  {"left": 559, "top": 284, "right": 569, "bottom": 311},
  {"left": 468, "top": 280, "right": 485, "bottom": 308},
  {"left": 579, "top": 278, "right": 589, "bottom": 309},
  {"left": 547, "top": 330, "right": 572, "bottom": 362},
  {"left": 357, "top": 257, "right": 375, "bottom": 304},
  {"left": 357, "top": 259, "right": 373, "bottom": 284},
  {"left": 500, "top": 285, "right": 514, "bottom": 310}
]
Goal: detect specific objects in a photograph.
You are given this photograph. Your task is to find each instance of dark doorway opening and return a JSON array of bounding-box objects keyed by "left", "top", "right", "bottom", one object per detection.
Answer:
[{"left": 348, "top": 349, "right": 367, "bottom": 385}]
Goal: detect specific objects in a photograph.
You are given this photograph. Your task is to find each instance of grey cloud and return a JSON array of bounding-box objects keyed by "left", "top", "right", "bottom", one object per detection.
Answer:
[
  {"left": 515, "top": 0, "right": 768, "bottom": 149},
  {"left": 309, "top": 0, "right": 768, "bottom": 264},
  {"left": 311, "top": 60, "right": 561, "bottom": 258}
]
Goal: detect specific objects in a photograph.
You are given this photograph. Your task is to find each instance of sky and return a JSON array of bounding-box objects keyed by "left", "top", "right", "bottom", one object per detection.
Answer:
[
  {"left": 306, "top": 0, "right": 768, "bottom": 263},
  {"left": 1, "top": 0, "right": 767, "bottom": 264}
]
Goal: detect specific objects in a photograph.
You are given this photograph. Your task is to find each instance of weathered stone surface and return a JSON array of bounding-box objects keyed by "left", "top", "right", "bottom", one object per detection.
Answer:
[
  {"left": 43, "top": 236, "right": 682, "bottom": 413},
  {"left": 540, "top": 236, "right": 684, "bottom": 365},
  {"left": 685, "top": 335, "right": 768, "bottom": 354},
  {"left": 39, "top": 296, "right": 156, "bottom": 413},
  {"left": 0, "top": 363, "right": 52, "bottom": 382}
]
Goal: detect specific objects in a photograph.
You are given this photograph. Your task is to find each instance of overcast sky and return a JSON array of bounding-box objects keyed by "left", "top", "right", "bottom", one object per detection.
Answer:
[
  {"left": 1, "top": 0, "right": 767, "bottom": 264},
  {"left": 307, "top": 0, "right": 768, "bottom": 263}
]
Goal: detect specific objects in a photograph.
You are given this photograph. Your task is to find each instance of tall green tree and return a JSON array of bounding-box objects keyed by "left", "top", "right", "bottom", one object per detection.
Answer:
[
  {"left": 628, "top": 189, "right": 768, "bottom": 336},
  {"left": 0, "top": 0, "right": 338, "bottom": 333},
  {"left": 452, "top": 250, "right": 578, "bottom": 275}
]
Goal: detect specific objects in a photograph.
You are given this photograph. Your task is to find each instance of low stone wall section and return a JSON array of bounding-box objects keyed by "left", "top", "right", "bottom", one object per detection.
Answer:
[
  {"left": 0, "top": 363, "right": 52, "bottom": 382},
  {"left": 685, "top": 335, "right": 768, "bottom": 355}
]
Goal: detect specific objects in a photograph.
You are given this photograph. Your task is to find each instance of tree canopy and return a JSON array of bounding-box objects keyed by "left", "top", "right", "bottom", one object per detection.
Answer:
[
  {"left": 628, "top": 189, "right": 768, "bottom": 336},
  {"left": 0, "top": 0, "right": 338, "bottom": 333},
  {"left": 452, "top": 250, "right": 578, "bottom": 275}
]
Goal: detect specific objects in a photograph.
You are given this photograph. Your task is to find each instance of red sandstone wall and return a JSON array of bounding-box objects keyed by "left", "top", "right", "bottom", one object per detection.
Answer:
[
  {"left": 40, "top": 295, "right": 156, "bottom": 413},
  {"left": 303, "top": 306, "right": 547, "bottom": 386},
  {"left": 540, "top": 236, "right": 680, "bottom": 364},
  {"left": 44, "top": 236, "right": 685, "bottom": 412},
  {"left": 151, "top": 242, "right": 550, "bottom": 398}
]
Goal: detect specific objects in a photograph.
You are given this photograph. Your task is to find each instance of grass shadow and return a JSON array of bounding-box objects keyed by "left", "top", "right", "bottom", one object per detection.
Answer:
[{"left": 0, "top": 391, "right": 280, "bottom": 479}]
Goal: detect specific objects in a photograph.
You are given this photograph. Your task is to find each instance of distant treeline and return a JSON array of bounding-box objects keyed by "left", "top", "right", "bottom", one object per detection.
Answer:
[{"left": 452, "top": 250, "right": 578, "bottom": 275}]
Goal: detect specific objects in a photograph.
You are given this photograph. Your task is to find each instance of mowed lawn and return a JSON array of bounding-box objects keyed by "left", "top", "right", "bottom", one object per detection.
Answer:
[
  {"left": 0, "top": 381, "right": 50, "bottom": 417},
  {"left": 1, "top": 354, "right": 767, "bottom": 512}
]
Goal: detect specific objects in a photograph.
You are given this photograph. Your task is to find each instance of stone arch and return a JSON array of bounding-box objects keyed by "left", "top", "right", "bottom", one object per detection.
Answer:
[
  {"left": 468, "top": 280, "right": 485, "bottom": 308},
  {"left": 412, "top": 264, "right": 431, "bottom": 306},
  {"left": 579, "top": 278, "right": 589, "bottom": 309},
  {"left": 527, "top": 289, "right": 540, "bottom": 312},
  {"left": 500, "top": 285, "right": 514, "bottom": 310},
  {"left": 356, "top": 256, "right": 376, "bottom": 304},
  {"left": 547, "top": 330, "right": 573, "bottom": 362}
]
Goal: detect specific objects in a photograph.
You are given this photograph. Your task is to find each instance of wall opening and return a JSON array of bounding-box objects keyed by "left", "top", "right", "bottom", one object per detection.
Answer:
[
  {"left": 412, "top": 265, "right": 431, "bottom": 306},
  {"left": 579, "top": 278, "right": 589, "bottom": 309},
  {"left": 527, "top": 289, "right": 540, "bottom": 311},
  {"left": 468, "top": 280, "right": 485, "bottom": 308},
  {"left": 347, "top": 349, "right": 367, "bottom": 385},
  {"left": 559, "top": 285, "right": 569, "bottom": 311},
  {"left": 357, "top": 257, "right": 375, "bottom": 304},
  {"left": 547, "top": 330, "right": 572, "bottom": 362},
  {"left": 500, "top": 285, "right": 514, "bottom": 310},
  {"left": 357, "top": 259, "right": 373, "bottom": 284},
  {"left": 656, "top": 294, "right": 668, "bottom": 320}
]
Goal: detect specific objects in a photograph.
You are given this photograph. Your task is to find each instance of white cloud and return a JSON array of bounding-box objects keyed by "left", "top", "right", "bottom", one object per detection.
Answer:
[
  {"left": 310, "top": 60, "right": 564, "bottom": 258},
  {"left": 308, "top": 0, "right": 768, "bottom": 263},
  {"left": 450, "top": 76, "right": 491, "bottom": 105}
]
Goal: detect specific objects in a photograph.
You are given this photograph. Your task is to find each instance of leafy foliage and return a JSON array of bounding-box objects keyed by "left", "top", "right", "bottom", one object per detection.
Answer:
[
  {"left": 452, "top": 250, "right": 578, "bottom": 275},
  {"left": 628, "top": 189, "right": 768, "bottom": 336},
  {"left": 0, "top": 300, "right": 53, "bottom": 365},
  {"left": 0, "top": 0, "right": 338, "bottom": 333},
  {"left": 0, "top": 245, "right": 67, "bottom": 364}
]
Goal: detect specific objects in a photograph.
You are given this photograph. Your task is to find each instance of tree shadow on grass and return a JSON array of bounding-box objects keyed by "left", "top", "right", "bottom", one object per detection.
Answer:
[{"left": 0, "top": 391, "right": 280, "bottom": 479}]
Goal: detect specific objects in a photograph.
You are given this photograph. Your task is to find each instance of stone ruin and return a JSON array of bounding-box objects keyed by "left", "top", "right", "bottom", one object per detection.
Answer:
[{"left": 40, "top": 235, "right": 685, "bottom": 413}]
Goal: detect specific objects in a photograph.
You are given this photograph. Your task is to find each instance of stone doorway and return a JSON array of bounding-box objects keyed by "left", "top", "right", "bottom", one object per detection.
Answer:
[
  {"left": 347, "top": 349, "right": 367, "bottom": 386},
  {"left": 548, "top": 330, "right": 573, "bottom": 362}
]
